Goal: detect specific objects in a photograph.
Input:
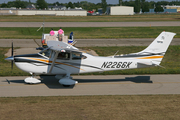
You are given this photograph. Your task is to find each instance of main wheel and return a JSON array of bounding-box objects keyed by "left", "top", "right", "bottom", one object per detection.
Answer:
[{"left": 62, "top": 85, "right": 70, "bottom": 87}]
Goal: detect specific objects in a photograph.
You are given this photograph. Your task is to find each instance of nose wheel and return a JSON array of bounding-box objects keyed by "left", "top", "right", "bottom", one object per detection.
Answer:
[{"left": 24, "top": 73, "right": 41, "bottom": 84}]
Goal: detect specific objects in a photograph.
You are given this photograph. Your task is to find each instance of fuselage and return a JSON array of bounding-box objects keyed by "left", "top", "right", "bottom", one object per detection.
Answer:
[{"left": 14, "top": 50, "right": 161, "bottom": 75}]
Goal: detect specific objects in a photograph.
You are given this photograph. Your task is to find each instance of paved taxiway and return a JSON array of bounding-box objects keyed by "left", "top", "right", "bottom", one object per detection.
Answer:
[
  {"left": 0, "top": 38, "right": 180, "bottom": 48},
  {"left": 0, "top": 75, "right": 180, "bottom": 97},
  {"left": 0, "top": 22, "right": 180, "bottom": 27}
]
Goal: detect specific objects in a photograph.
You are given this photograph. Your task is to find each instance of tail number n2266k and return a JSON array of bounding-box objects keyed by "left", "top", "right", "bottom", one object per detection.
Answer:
[{"left": 101, "top": 62, "right": 132, "bottom": 68}]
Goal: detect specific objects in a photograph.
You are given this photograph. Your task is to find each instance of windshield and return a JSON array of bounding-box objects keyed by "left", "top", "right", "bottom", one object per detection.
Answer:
[{"left": 40, "top": 49, "right": 52, "bottom": 58}]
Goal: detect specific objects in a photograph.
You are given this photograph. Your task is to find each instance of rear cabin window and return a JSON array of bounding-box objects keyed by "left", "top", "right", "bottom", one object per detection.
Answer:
[{"left": 72, "top": 52, "right": 87, "bottom": 60}]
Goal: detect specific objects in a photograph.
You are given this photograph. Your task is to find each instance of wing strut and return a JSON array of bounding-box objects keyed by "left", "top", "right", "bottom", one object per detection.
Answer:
[{"left": 48, "top": 51, "right": 59, "bottom": 74}]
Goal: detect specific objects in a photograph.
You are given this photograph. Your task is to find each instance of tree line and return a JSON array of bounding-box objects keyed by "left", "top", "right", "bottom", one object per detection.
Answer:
[{"left": 1, "top": 0, "right": 180, "bottom": 13}]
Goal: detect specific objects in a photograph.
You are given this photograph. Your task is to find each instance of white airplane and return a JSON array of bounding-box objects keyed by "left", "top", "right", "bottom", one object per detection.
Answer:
[{"left": 5, "top": 31, "right": 176, "bottom": 87}]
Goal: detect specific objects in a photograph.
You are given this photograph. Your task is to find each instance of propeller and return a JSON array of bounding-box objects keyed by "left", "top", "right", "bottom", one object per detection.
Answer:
[
  {"left": 5, "top": 41, "right": 14, "bottom": 70},
  {"left": 11, "top": 42, "right": 13, "bottom": 70}
]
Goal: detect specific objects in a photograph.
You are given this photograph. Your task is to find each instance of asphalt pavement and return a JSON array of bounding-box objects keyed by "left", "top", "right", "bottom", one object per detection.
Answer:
[
  {"left": 0, "top": 75, "right": 180, "bottom": 97},
  {"left": 0, "top": 38, "right": 180, "bottom": 48}
]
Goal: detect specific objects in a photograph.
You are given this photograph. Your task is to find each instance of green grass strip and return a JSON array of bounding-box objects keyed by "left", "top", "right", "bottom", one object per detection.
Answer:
[{"left": 0, "top": 27, "right": 180, "bottom": 39}]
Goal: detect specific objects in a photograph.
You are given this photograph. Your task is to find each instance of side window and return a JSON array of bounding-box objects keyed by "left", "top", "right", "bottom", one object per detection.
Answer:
[
  {"left": 72, "top": 52, "right": 87, "bottom": 60},
  {"left": 57, "top": 52, "right": 70, "bottom": 60}
]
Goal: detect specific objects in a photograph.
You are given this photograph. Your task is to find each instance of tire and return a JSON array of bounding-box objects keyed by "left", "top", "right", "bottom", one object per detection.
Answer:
[{"left": 63, "top": 85, "right": 70, "bottom": 87}]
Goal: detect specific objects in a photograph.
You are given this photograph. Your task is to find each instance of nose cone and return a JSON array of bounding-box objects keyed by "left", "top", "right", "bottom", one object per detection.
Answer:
[{"left": 5, "top": 56, "right": 14, "bottom": 61}]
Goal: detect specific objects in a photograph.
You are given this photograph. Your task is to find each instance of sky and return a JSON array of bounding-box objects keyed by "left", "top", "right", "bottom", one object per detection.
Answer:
[{"left": 0, "top": 0, "right": 175, "bottom": 4}]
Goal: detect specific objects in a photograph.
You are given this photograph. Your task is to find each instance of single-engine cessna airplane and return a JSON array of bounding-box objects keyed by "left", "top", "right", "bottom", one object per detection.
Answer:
[{"left": 5, "top": 31, "right": 176, "bottom": 87}]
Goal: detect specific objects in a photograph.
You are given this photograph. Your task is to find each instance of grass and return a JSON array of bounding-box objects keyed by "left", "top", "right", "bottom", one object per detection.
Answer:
[
  {"left": 0, "top": 95, "right": 180, "bottom": 119},
  {"left": 0, "top": 14, "right": 180, "bottom": 22},
  {"left": 1, "top": 46, "right": 180, "bottom": 76},
  {"left": 0, "top": 26, "right": 180, "bottom": 39}
]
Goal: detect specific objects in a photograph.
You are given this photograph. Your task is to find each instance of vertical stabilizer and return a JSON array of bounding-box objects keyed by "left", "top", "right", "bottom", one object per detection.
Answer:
[
  {"left": 136, "top": 31, "right": 176, "bottom": 65},
  {"left": 138, "top": 31, "right": 176, "bottom": 55}
]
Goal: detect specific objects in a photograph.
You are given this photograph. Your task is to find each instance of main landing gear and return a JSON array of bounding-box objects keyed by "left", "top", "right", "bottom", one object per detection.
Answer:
[{"left": 58, "top": 74, "right": 78, "bottom": 87}]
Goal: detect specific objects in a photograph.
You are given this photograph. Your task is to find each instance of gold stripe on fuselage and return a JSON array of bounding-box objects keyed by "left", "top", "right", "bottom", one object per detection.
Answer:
[
  {"left": 25, "top": 58, "right": 85, "bottom": 71},
  {"left": 136, "top": 56, "right": 163, "bottom": 59}
]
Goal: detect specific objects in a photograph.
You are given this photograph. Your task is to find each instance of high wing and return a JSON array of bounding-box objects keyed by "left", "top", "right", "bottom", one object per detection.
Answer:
[{"left": 47, "top": 41, "right": 79, "bottom": 53}]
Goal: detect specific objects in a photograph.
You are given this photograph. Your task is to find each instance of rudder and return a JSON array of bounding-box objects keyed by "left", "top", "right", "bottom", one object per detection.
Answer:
[
  {"left": 139, "top": 31, "right": 176, "bottom": 55},
  {"left": 137, "top": 31, "right": 176, "bottom": 65}
]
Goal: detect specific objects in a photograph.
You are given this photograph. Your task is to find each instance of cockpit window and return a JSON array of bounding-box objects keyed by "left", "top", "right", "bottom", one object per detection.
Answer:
[
  {"left": 40, "top": 49, "right": 52, "bottom": 58},
  {"left": 57, "top": 52, "right": 70, "bottom": 60},
  {"left": 72, "top": 52, "right": 87, "bottom": 60}
]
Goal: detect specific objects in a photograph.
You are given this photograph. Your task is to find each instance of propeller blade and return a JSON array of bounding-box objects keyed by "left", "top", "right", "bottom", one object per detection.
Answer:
[
  {"left": 11, "top": 41, "right": 13, "bottom": 56},
  {"left": 11, "top": 41, "right": 14, "bottom": 70},
  {"left": 5, "top": 42, "right": 14, "bottom": 70},
  {"left": 11, "top": 61, "right": 13, "bottom": 70}
]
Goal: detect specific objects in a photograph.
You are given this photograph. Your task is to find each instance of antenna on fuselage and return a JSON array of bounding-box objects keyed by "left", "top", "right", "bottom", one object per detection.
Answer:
[{"left": 113, "top": 50, "right": 119, "bottom": 56}]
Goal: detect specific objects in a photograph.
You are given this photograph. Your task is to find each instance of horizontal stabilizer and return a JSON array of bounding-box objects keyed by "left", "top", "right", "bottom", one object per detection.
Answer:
[
  {"left": 138, "top": 61, "right": 165, "bottom": 68},
  {"left": 137, "top": 62, "right": 153, "bottom": 66}
]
